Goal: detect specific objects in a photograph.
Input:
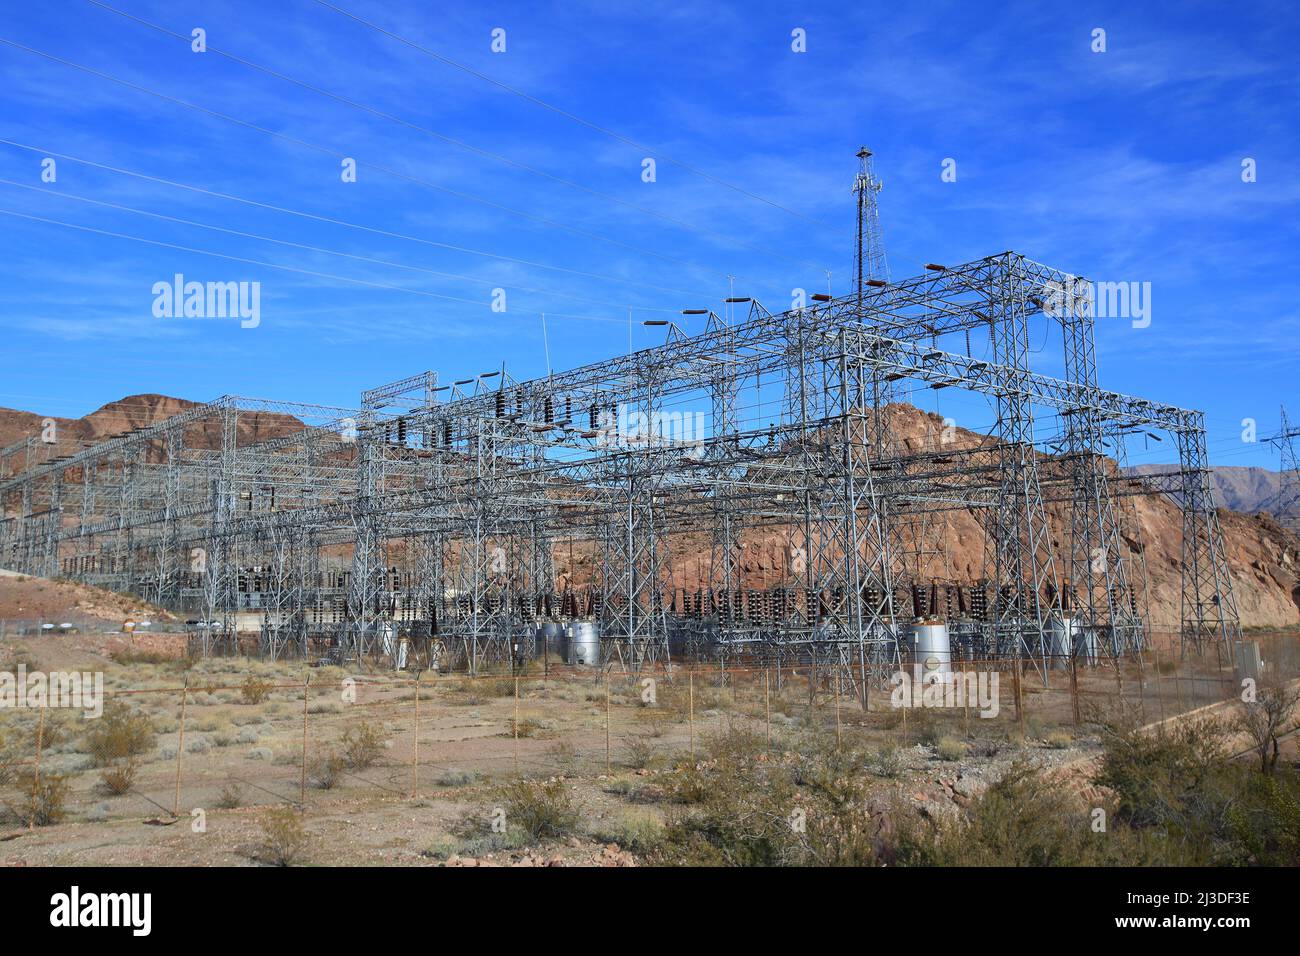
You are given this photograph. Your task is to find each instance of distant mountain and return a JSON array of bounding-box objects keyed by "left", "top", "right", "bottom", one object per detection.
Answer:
[
  {"left": 1129, "top": 464, "right": 1297, "bottom": 521},
  {"left": 0, "top": 394, "right": 304, "bottom": 468}
]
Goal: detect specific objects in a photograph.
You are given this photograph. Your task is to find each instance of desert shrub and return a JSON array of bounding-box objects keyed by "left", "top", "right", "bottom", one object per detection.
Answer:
[
  {"left": 110, "top": 648, "right": 174, "bottom": 666},
  {"left": 511, "top": 717, "right": 543, "bottom": 738},
  {"left": 258, "top": 807, "right": 307, "bottom": 866},
  {"left": 654, "top": 725, "right": 883, "bottom": 866},
  {"left": 898, "top": 763, "right": 1173, "bottom": 867},
  {"left": 99, "top": 758, "right": 138, "bottom": 796},
  {"left": 623, "top": 734, "right": 661, "bottom": 770},
  {"left": 869, "top": 742, "right": 906, "bottom": 778},
  {"left": 1094, "top": 717, "right": 1234, "bottom": 857},
  {"left": 240, "top": 676, "right": 273, "bottom": 705},
  {"left": 309, "top": 751, "right": 346, "bottom": 790},
  {"left": 340, "top": 722, "right": 384, "bottom": 770},
  {"left": 593, "top": 810, "right": 665, "bottom": 854},
  {"left": 9, "top": 770, "right": 69, "bottom": 827},
  {"left": 217, "top": 783, "right": 245, "bottom": 809},
  {"left": 435, "top": 767, "right": 474, "bottom": 788},
  {"left": 83, "top": 701, "right": 155, "bottom": 767},
  {"left": 1045, "top": 731, "right": 1073, "bottom": 750},
  {"left": 935, "top": 736, "right": 967, "bottom": 761},
  {"left": 1225, "top": 771, "right": 1300, "bottom": 866},
  {"left": 495, "top": 778, "right": 580, "bottom": 841}
]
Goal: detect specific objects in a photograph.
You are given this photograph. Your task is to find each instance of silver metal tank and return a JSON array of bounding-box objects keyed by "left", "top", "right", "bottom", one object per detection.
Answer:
[
  {"left": 1046, "top": 617, "right": 1079, "bottom": 667},
  {"left": 565, "top": 620, "right": 601, "bottom": 666},
  {"left": 536, "top": 621, "right": 564, "bottom": 656},
  {"left": 907, "top": 621, "right": 952, "bottom": 684},
  {"left": 1074, "top": 625, "right": 1098, "bottom": 664}
]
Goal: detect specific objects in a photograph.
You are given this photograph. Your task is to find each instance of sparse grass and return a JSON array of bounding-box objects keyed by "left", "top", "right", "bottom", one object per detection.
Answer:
[
  {"left": 110, "top": 648, "right": 175, "bottom": 666},
  {"left": 869, "top": 741, "right": 906, "bottom": 778},
  {"left": 1045, "top": 731, "right": 1073, "bottom": 750},
  {"left": 217, "top": 783, "right": 245, "bottom": 809}
]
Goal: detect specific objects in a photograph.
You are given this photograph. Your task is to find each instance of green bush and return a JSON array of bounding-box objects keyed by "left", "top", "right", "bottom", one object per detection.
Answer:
[{"left": 496, "top": 778, "right": 580, "bottom": 842}]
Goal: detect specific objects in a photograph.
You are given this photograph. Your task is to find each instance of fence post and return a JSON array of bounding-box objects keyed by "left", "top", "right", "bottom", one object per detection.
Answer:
[
  {"left": 172, "top": 677, "right": 188, "bottom": 818},
  {"left": 513, "top": 676, "right": 520, "bottom": 775},
  {"left": 765, "top": 668, "right": 772, "bottom": 746},
  {"left": 688, "top": 668, "right": 695, "bottom": 756},
  {"left": 834, "top": 670, "right": 842, "bottom": 748},
  {"left": 963, "top": 660, "right": 971, "bottom": 736},
  {"left": 1070, "top": 653, "right": 1080, "bottom": 727},
  {"left": 1152, "top": 645, "right": 1167, "bottom": 724},
  {"left": 1013, "top": 658, "right": 1025, "bottom": 740},
  {"left": 31, "top": 699, "right": 46, "bottom": 830},
  {"left": 412, "top": 674, "right": 421, "bottom": 799},
  {"left": 300, "top": 674, "right": 310, "bottom": 809},
  {"left": 604, "top": 672, "right": 611, "bottom": 775}
]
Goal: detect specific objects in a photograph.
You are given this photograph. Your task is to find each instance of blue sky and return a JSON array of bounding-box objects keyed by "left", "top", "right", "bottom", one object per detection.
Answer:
[{"left": 0, "top": 0, "right": 1296, "bottom": 468}]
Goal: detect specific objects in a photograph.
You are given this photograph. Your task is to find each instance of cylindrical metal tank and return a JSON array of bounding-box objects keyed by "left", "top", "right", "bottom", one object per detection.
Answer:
[
  {"left": 907, "top": 621, "right": 952, "bottom": 684},
  {"left": 565, "top": 620, "right": 601, "bottom": 666},
  {"left": 1046, "top": 617, "right": 1079, "bottom": 667},
  {"left": 1074, "top": 625, "right": 1098, "bottom": 664},
  {"left": 536, "top": 621, "right": 564, "bottom": 656}
]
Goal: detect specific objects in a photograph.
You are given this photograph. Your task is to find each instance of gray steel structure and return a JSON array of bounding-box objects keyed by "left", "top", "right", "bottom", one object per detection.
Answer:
[{"left": 0, "top": 187, "right": 1242, "bottom": 691}]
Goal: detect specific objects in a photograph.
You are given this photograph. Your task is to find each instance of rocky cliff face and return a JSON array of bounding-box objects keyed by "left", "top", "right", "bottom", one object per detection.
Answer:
[{"left": 645, "top": 405, "right": 1300, "bottom": 632}]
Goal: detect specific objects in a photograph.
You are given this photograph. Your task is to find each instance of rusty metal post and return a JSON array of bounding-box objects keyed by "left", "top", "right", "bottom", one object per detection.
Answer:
[{"left": 172, "top": 677, "right": 188, "bottom": 817}]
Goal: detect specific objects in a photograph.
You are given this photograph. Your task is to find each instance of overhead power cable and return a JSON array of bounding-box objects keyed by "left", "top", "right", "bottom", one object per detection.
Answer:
[
  {"left": 0, "top": 207, "right": 626, "bottom": 324},
  {"left": 85, "top": 0, "right": 830, "bottom": 273},
  {"left": 0, "top": 138, "right": 714, "bottom": 300},
  {"left": 0, "top": 37, "right": 759, "bottom": 281},
  {"left": 0, "top": 178, "right": 683, "bottom": 314}
]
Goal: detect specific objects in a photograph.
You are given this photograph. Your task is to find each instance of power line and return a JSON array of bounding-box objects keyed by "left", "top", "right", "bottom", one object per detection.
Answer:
[
  {"left": 0, "top": 178, "right": 684, "bottom": 314},
  {"left": 85, "top": 0, "right": 830, "bottom": 274},
  {"left": 0, "top": 206, "right": 627, "bottom": 323},
  {"left": 0, "top": 138, "right": 713, "bottom": 300},
  {"left": 312, "top": 0, "right": 828, "bottom": 227},
  {"left": 0, "top": 37, "right": 764, "bottom": 283}
]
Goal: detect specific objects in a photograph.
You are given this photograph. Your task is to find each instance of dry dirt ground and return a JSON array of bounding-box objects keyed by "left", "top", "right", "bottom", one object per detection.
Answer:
[
  {"left": 2, "top": 577, "right": 1297, "bottom": 867},
  {"left": 0, "top": 632, "right": 1108, "bottom": 867}
]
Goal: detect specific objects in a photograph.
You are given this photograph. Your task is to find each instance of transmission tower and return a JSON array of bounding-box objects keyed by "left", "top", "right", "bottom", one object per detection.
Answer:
[{"left": 1267, "top": 405, "right": 1300, "bottom": 532}]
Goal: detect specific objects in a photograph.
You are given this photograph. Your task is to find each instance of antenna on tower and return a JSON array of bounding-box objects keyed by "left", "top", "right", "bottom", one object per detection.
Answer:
[
  {"left": 853, "top": 146, "right": 888, "bottom": 299},
  {"left": 853, "top": 146, "right": 896, "bottom": 411}
]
